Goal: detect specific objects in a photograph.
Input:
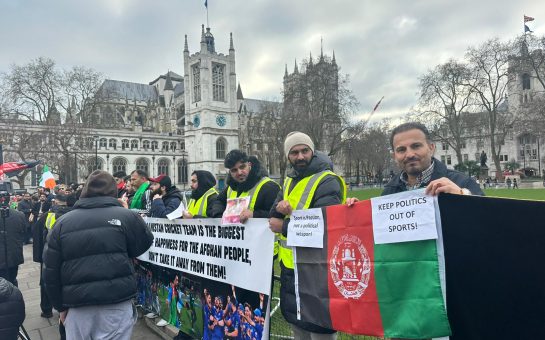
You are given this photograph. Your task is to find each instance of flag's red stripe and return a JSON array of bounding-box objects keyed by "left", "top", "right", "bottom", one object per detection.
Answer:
[{"left": 326, "top": 201, "right": 384, "bottom": 336}]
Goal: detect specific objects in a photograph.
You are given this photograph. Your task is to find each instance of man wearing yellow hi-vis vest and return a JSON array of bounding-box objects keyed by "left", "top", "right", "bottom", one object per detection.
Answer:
[
  {"left": 270, "top": 131, "right": 347, "bottom": 340},
  {"left": 183, "top": 170, "right": 218, "bottom": 218},
  {"left": 211, "top": 150, "right": 280, "bottom": 223}
]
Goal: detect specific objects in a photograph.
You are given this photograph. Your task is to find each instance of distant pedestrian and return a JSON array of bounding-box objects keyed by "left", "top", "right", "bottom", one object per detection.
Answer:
[
  {"left": 513, "top": 178, "right": 518, "bottom": 189},
  {"left": 43, "top": 170, "right": 154, "bottom": 340},
  {"left": 506, "top": 177, "right": 512, "bottom": 189}
]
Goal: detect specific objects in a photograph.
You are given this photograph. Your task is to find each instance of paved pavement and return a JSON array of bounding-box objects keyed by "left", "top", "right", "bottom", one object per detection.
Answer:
[{"left": 18, "top": 244, "right": 162, "bottom": 340}]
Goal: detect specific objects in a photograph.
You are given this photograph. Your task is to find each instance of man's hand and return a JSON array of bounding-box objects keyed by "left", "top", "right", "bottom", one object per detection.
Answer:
[
  {"left": 118, "top": 198, "right": 128, "bottom": 209},
  {"left": 153, "top": 194, "right": 162, "bottom": 200},
  {"left": 239, "top": 208, "right": 253, "bottom": 223},
  {"left": 346, "top": 197, "right": 359, "bottom": 206},
  {"left": 182, "top": 211, "right": 193, "bottom": 219},
  {"left": 426, "top": 177, "right": 464, "bottom": 196},
  {"left": 269, "top": 217, "right": 284, "bottom": 233},
  {"left": 60, "top": 310, "right": 68, "bottom": 324},
  {"left": 275, "top": 200, "right": 292, "bottom": 216}
]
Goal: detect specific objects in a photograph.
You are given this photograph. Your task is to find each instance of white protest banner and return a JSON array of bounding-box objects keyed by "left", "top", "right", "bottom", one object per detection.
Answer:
[
  {"left": 370, "top": 189, "right": 437, "bottom": 244},
  {"left": 138, "top": 217, "right": 274, "bottom": 295},
  {"left": 286, "top": 208, "right": 324, "bottom": 248}
]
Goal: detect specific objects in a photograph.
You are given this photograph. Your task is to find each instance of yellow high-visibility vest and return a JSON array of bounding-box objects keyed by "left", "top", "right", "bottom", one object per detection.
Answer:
[
  {"left": 226, "top": 177, "right": 278, "bottom": 211},
  {"left": 277, "top": 170, "right": 346, "bottom": 269},
  {"left": 45, "top": 212, "right": 56, "bottom": 230},
  {"left": 187, "top": 188, "right": 218, "bottom": 217}
]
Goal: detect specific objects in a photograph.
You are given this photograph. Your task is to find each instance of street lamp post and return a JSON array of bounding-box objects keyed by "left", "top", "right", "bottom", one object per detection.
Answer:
[
  {"left": 347, "top": 142, "right": 352, "bottom": 185},
  {"left": 182, "top": 152, "right": 186, "bottom": 191},
  {"left": 93, "top": 135, "right": 99, "bottom": 170},
  {"left": 0, "top": 138, "right": 4, "bottom": 166}
]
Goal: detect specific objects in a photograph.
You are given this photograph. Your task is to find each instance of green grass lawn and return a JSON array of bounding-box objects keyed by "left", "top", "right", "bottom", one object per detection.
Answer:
[{"left": 346, "top": 188, "right": 545, "bottom": 201}]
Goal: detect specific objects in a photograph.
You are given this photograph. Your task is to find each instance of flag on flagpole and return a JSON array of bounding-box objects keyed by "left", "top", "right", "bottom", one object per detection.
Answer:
[
  {"left": 525, "top": 24, "right": 533, "bottom": 33},
  {"left": 39, "top": 165, "right": 56, "bottom": 189},
  {"left": 524, "top": 15, "right": 535, "bottom": 22},
  {"left": 204, "top": 0, "right": 208, "bottom": 8}
]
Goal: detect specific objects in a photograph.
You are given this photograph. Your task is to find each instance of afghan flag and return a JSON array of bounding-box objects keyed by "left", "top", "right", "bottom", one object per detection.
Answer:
[
  {"left": 39, "top": 165, "right": 56, "bottom": 189},
  {"left": 0, "top": 160, "right": 41, "bottom": 177},
  {"left": 294, "top": 199, "right": 451, "bottom": 338}
]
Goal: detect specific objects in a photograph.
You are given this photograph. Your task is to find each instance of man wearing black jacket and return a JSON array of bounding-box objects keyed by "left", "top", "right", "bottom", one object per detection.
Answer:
[
  {"left": 211, "top": 150, "right": 280, "bottom": 222},
  {"left": 149, "top": 174, "right": 183, "bottom": 218},
  {"left": 0, "top": 198, "right": 26, "bottom": 287},
  {"left": 43, "top": 170, "right": 153, "bottom": 340}
]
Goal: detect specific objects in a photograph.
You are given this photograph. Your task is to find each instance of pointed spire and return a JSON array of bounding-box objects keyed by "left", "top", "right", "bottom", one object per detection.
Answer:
[
  {"left": 229, "top": 32, "right": 234, "bottom": 51},
  {"left": 237, "top": 83, "right": 244, "bottom": 100},
  {"left": 320, "top": 36, "right": 324, "bottom": 61},
  {"left": 332, "top": 50, "right": 336, "bottom": 65},
  {"left": 184, "top": 34, "right": 189, "bottom": 52},
  {"left": 201, "top": 24, "right": 205, "bottom": 43},
  {"left": 308, "top": 51, "right": 313, "bottom": 66},
  {"left": 294, "top": 58, "right": 299, "bottom": 74},
  {"left": 164, "top": 71, "right": 174, "bottom": 91},
  {"left": 284, "top": 64, "right": 288, "bottom": 78}
]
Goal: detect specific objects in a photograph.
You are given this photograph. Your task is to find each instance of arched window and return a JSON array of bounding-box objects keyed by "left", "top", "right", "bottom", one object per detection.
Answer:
[
  {"left": 112, "top": 157, "right": 127, "bottom": 174},
  {"left": 87, "top": 157, "right": 103, "bottom": 175},
  {"left": 162, "top": 141, "right": 169, "bottom": 151},
  {"left": 136, "top": 158, "right": 149, "bottom": 174},
  {"left": 216, "top": 138, "right": 227, "bottom": 159},
  {"left": 131, "top": 139, "right": 139, "bottom": 150},
  {"left": 109, "top": 138, "right": 117, "bottom": 149},
  {"left": 522, "top": 73, "right": 531, "bottom": 90},
  {"left": 121, "top": 139, "right": 129, "bottom": 150},
  {"left": 170, "top": 142, "right": 177, "bottom": 151},
  {"left": 177, "top": 159, "right": 188, "bottom": 184},
  {"left": 86, "top": 137, "right": 94, "bottom": 149},
  {"left": 157, "top": 158, "right": 170, "bottom": 176},
  {"left": 212, "top": 63, "right": 225, "bottom": 101},
  {"left": 99, "top": 138, "right": 107, "bottom": 148},
  {"left": 143, "top": 140, "right": 150, "bottom": 150},
  {"left": 151, "top": 141, "right": 158, "bottom": 150}
]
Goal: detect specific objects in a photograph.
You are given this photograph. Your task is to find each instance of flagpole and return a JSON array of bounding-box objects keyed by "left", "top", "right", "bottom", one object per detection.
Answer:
[{"left": 206, "top": 1, "right": 209, "bottom": 28}]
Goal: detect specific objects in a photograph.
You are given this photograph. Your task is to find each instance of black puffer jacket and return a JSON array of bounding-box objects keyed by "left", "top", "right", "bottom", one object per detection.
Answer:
[
  {"left": 42, "top": 196, "right": 154, "bottom": 311},
  {"left": 270, "top": 151, "right": 343, "bottom": 334},
  {"left": 0, "top": 209, "right": 26, "bottom": 269},
  {"left": 0, "top": 277, "right": 25, "bottom": 340},
  {"left": 382, "top": 157, "right": 484, "bottom": 196},
  {"left": 211, "top": 156, "right": 280, "bottom": 218}
]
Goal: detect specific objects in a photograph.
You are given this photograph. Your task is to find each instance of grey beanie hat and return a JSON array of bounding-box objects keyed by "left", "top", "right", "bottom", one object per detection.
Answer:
[{"left": 284, "top": 131, "right": 315, "bottom": 158}]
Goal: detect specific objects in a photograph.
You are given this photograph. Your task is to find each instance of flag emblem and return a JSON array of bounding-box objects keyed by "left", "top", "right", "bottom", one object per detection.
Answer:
[{"left": 330, "top": 234, "right": 371, "bottom": 299}]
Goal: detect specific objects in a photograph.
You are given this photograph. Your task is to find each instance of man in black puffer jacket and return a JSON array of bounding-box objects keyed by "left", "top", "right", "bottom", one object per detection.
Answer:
[
  {"left": 149, "top": 174, "right": 183, "bottom": 218},
  {"left": 0, "top": 277, "right": 25, "bottom": 340},
  {"left": 0, "top": 200, "right": 26, "bottom": 286},
  {"left": 43, "top": 170, "right": 154, "bottom": 340}
]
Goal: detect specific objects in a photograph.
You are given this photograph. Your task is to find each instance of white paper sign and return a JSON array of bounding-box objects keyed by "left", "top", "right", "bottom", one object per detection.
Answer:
[
  {"left": 287, "top": 208, "right": 324, "bottom": 248},
  {"left": 370, "top": 189, "right": 437, "bottom": 244},
  {"left": 166, "top": 201, "right": 186, "bottom": 220}
]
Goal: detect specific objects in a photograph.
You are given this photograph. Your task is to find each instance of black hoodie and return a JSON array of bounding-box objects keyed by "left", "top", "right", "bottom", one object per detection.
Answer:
[
  {"left": 211, "top": 156, "right": 280, "bottom": 218},
  {"left": 190, "top": 171, "right": 218, "bottom": 218}
]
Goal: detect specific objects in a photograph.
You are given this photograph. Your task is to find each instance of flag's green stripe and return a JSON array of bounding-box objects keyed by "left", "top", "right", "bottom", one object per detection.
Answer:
[{"left": 374, "top": 239, "right": 451, "bottom": 338}]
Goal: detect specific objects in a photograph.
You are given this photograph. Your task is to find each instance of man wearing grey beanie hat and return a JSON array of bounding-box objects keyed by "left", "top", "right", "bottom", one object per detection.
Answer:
[{"left": 269, "top": 131, "right": 346, "bottom": 338}]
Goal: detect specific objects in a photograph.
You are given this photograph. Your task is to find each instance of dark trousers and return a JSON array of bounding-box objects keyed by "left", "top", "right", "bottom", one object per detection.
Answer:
[
  {"left": 39, "top": 263, "right": 52, "bottom": 314},
  {"left": 0, "top": 266, "right": 19, "bottom": 287}
]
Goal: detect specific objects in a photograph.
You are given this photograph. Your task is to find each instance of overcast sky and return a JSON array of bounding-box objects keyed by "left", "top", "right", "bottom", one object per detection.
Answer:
[{"left": 0, "top": 0, "right": 543, "bottom": 121}]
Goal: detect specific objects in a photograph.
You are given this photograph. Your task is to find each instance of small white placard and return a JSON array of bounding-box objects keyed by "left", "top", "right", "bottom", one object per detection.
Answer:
[
  {"left": 287, "top": 208, "right": 324, "bottom": 248},
  {"left": 166, "top": 201, "right": 186, "bottom": 220},
  {"left": 370, "top": 189, "right": 438, "bottom": 244}
]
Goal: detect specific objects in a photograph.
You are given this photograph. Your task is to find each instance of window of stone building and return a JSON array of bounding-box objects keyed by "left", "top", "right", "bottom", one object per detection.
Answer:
[
  {"left": 151, "top": 141, "right": 158, "bottom": 150},
  {"left": 522, "top": 73, "right": 531, "bottom": 90},
  {"left": 192, "top": 63, "right": 201, "bottom": 102},
  {"left": 87, "top": 157, "right": 103, "bottom": 174},
  {"left": 441, "top": 155, "right": 446, "bottom": 163},
  {"left": 442, "top": 143, "right": 449, "bottom": 151},
  {"left": 143, "top": 140, "right": 150, "bottom": 150},
  {"left": 121, "top": 139, "right": 129, "bottom": 150},
  {"left": 446, "top": 155, "right": 452, "bottom": 165},
  {"left": 109, "top": 138, "right": 117, "bottom": 149},
  {"left": 216, "top": 138, "right": 227, "bottom": 159},
  {"left": 463, "top": 154, "right": 468, "bottom": 162},
  {"left": 178, "top": 159, "right": 188, "bottom": 184},
  {"left": 112, "top": 157, "right": 127, "bottom": 174},
  {"left": 136, "top": 158, "right": 149, "bottom": 174},
  {"left": 131, "top": 140, "right": 138, "bottom": 150},
  {"left": 212, "top": 63, "right": 225, "bottom": 102},
  {"left": 162, "top": 141, "right": 169, "bottom": 151},
  {"left": 158, "top": 158, "right": 170, "bottom": 176},
  {"left": 99, "top": 138, "right": 107, "bottom": 148},
  {"left": 170, "top": 142, "right": 177, "bottom": 151}
]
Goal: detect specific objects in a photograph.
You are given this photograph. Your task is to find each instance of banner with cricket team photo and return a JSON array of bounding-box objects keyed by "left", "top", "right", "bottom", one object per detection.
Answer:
[{"left": 136, "top": 217, "right": 274, "bottom": 340}]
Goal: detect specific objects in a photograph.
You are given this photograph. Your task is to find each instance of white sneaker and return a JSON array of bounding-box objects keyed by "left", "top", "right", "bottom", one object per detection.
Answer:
[
  {"left": 156, "top": 319, "right": 168, "bottom": 327},
  {"left": 145, "top": 312, "right": 157, "bottom": 319}
]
